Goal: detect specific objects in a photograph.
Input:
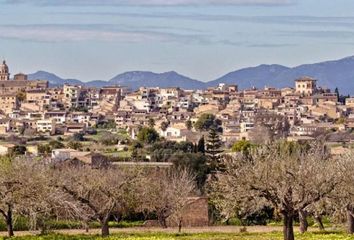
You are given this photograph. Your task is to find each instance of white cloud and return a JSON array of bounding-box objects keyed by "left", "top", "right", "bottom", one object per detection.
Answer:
[
  {"left": 0, "top": 25, "right": 209, "bottom": 44},
  {"left": 4, "top": 0, "right": 296, "bottom": 6},
  {"left": 0, "top": 25, "right": 163, "bottom": 42}
]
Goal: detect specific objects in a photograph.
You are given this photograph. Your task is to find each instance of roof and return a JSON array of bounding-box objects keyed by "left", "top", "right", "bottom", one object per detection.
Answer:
[{"left": 295, "top": 76, "right": 317, "bottom": 82}]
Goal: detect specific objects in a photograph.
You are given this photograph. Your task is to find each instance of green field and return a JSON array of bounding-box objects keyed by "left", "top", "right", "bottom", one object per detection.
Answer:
[{"left": 4, "top": 232, "right": 354, "bottom": 240}]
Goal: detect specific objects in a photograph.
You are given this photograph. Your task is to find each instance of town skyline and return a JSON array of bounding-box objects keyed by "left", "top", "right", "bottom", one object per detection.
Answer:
[{"left": 1, "top": 0, "right": 354, "bottom": 81}]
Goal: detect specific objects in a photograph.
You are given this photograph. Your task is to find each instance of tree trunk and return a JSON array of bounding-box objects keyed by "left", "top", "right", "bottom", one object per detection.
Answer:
[
  {"left": 314, "top": 215, "right": 325, "bottom": 231},
  {"left": 299, "top": 210, "right": 309, "bottom": 234},
  {"left": 157, "top": 211, "right": 168, "bottom": 228},
  {"left": 6, "top": 207, "right": 14, "bottom": 237},
  {"left": 283, "top": 213, "right": 295, "bottom": 240},
  {"left": 178, "top": 219, "right": 182, "bottom": 233},
  {"left": 347, "top": 208, "right": 354, "bottom": 234},
  {"left": 84, "top": 221, "right": 89, "bottom": 233},
  {"left": 101, "top": 220, "right": 110, "bottom": 237}
]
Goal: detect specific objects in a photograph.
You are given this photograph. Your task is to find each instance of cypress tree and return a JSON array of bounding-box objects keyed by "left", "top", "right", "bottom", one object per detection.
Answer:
[
  {"left": 205, "top": 128, "right": 223, "bottom": 174},
  {"left": 197, "top": 136, "right": 205, "bottom": 154}
]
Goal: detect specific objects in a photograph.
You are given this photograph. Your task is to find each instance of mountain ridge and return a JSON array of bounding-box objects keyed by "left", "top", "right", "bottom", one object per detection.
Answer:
[{"left": 27, "top": 55, "right": 354, "bottom": 94}]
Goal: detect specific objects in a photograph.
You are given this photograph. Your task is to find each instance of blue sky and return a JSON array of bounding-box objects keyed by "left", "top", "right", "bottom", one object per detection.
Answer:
[{"left": 1, "top": 0, "right": 354, "bottom": 81}]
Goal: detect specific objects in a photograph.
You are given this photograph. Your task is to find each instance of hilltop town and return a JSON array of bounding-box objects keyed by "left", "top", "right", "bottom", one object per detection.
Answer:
[{"left": 0, "top": 60, "right": 353, "bottom": 158}]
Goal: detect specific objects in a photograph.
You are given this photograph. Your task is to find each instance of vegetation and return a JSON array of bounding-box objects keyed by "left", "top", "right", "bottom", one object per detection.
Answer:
[
  {"left": 0, "top": 155, "right": 195, "bottom": 238},
  {"left": 137, "top": 127, "right": 159, "bottom": 144},
  {"left": 205, "top": 128, "right": 223, "bottom": 174},
  {"left": 96, "top": 120, "right": 117, "bottom": 130},
  {"left": 194, "top": 114, "right": 221, "bottom": 132},
  {"left": 160, "top": 121, "right": 169, "bottom": 132},
  {"left": 209, "top": 141, "right": 346, "bottom": 240},
  {"left": 231, "top": 140, "right": 254, "bottom": 156},
  {"left": 5, "top": 231, "right": 354, "bottom": 240},
  {"left": 66, "top": 141, "right": 83, "bottom": 150},
  {"left": 185, "top": 120, "right": 192, "bottom": 131},
  {"left": 38, "top": 140, "right": 65, "bottom": 155}
]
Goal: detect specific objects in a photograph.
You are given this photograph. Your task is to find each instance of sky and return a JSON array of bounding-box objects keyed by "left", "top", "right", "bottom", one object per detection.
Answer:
[{"left": 1, "top": 0, "right": 354, "bottom": 82}]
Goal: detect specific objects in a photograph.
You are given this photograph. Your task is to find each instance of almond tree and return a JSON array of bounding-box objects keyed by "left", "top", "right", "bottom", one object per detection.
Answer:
[
  {"left": 55, "top": 165, "right": 143, "bottom": 237},
  {"left": 0, "top": 156, "right": 19, "bottom": 237},
  {"left": 141, "top": 168, "right": 195, "bottom": 232},
  {"left": 18, "top": 161, "right": 89, "bottom": 233},
  {"left": 210, "top": 141, "right": 345, "bottom": 240},
  {"left": 328, "top": 150, "right": 354, "bottom": 234},
  {"left": 0, "top": 156, "right": 42, "bottom": 237}
]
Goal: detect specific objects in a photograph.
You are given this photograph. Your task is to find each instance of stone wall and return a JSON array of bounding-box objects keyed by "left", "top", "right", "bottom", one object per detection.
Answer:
[{"left": 144, "top": 197, "right": 209, "bottom": 228}]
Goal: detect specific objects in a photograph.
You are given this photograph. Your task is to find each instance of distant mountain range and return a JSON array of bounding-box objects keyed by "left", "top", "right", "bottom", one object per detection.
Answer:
[{"left": 28, "top": 55, "right": 354, "bottom": 95}]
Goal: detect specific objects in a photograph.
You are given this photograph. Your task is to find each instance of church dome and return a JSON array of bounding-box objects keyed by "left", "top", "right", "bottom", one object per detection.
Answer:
[
  {"left": 0, "top": 60, "right": 10, "bottom": 80},
  {"left": 0, "top": 60, "right": 9, "bottom": 73}
]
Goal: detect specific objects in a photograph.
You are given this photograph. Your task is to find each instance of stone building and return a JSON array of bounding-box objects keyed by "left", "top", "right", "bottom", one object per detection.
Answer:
[
  {"left": 0, "top": 60, "right": 48, "bottom": 94},
  {"left": 0, "top": 94, "right": 19, "bottom": 114},
  {"left": 0, "top": 60, "right": 10, "bottom": 81},
  {"left": 295, "top": 77, "right": 317, "bottom": 96}
]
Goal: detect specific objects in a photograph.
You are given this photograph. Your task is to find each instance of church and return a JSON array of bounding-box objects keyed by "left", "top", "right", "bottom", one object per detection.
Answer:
[{"left": 0, "top": 60, "right": 48, "bottom": 94}]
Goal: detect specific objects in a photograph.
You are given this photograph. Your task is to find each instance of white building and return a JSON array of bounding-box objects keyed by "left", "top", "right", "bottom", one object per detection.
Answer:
[{"left": 37, "top": 119, "right": 55, "bottom": 134}]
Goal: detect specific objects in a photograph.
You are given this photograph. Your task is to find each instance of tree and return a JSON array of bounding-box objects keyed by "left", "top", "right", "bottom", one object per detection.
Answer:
[
  {"left": 137, "top": 127, "right": 159, "bottom": 144},
  {"left": 10, "top": 145, "right": 26, "bottom": 156},
  {"left": 160, "top": 121, "right": 169, "bottom": 132},
  {"left": 38, "top": 140, "right": 65, "bottom": 156},
  {"left": 205, "top": 128, "right": 223, "bottom": 174},
  {"left": 72, "top": 132, "right": 85, "bottom": 142},
  {"left": 185, "top": 120, "right": 193, "bottom": 131},
  {"left": 210, "top": 141, "right": 344, "bottom": 240},
  {"left": 330, "top": 150, "right": 354, "bottom": 234},
  {"left": 48, "top": 140, "right": 65, "bottom": 149},
  {"left": 141, "top": 168, "right": 195, "bottom": 232},
  {"left": 171, "top": 152, "right": 208, "bottom": 193},
  {"left": 100, "top": 132, "right": 119, "bottom": 146},
  {"left": 0, "top": 157, "right": 77, "bottom": 237},
  {"left": 148, "top": 118, "right": 155, "bottom": 128},
  {"left": 97, "top": 120, "right": 116, "bottom": 129},
  {"left": 17, "top": 160, "right": 87, "bottom": 234},
  {"left": 231, "top": 140, "right": 254, "bottom": 156},
  {"left": 197, "top": 136, "right": 205, "bottom": 154},
  {"left": 16, "top": 91, "right": 26, "bottom": 102},
  {"left": 38, "top": 144, "right": 52, "bottom": 156},
  {"left": 0, "top": 156, "right": 19, "bottom": 237},
  {"left": 194, "top": 114, "right": 221, "bottom": 132},
  {"left": 67, "top": 141, "right": 83, "bottom": 150},
  {"left": 248, "top": 124, "right": 273, "bottom": 144},
  {"left": 56, "top": 165, "right": 143, "bottom": 237},
  {"left": 335, "top": 87, "right": 340, "bottom": 101}
]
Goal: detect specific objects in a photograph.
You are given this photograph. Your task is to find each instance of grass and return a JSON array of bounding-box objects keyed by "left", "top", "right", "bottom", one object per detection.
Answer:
[
  {"left": 0, "top": 220, "right": 143, "bottom": 232},
  {"left": 3, "top": 231, "right": 354, "bottom": 240}
]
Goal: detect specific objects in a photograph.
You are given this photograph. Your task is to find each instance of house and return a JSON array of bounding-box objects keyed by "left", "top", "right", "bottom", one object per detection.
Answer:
[
  {"left": 160, "top": 124, "right": 190, "bottom": 142},
  {"left": 0, "top": 118, "right": 12, "bottom": 134},
  {"left": 44, "top": 111, "right": 67, "bottom": 124},
  {"left": 0, "top": 94, "right": 19, "bottom": 114},
  {"left": 0, "top": 143, "right": 15, "bottom": 155},
  {"left": 65, "top": 123, "right": 86, "bottom": 134},
  {"left": 69, "top": 112, "right": 92, "bottom": 126},
  {"left": 37, "top": 119, "right": 56, "bottom": 135},
  {"left": 52, "top": 148, "right": 90, "bottom": 162},
  {"left": 295, "top": 77, "right": 317, "bottom": 96}
]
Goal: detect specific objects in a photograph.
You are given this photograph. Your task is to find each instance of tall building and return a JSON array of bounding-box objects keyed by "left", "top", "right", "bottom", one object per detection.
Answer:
[
  {"left": 295, "top": 77, "right": 317, "bottom": 96},
  {"left": 0, "top": 60, "right": 10, "bottom": 81},
  {"left": 0, "top": 60, "right": 48, "bottom": 94}
]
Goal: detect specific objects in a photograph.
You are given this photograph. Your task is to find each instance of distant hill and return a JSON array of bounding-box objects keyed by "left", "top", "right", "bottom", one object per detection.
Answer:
[
  {"left": 28, "top": 70, "right": 205, "bottom": 90},
  {"left": 27, "top": 55, "right": 354, "bottom": 94},
  {"left": 28, "top": 71, "right": 83, "bottom": 86},
  {"left": 108, "top": 71, "right": 205, "bottom": 90},
  {"left": 210, "top": 56, "right": 354, "bottom": 95},
  {"left": 207, "top": 64, "right": 290, "bottom": 89}
]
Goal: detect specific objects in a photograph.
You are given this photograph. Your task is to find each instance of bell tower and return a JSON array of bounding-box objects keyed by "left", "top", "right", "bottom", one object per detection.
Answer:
[{"left": 0, "top": 60, "right": 10, "bottom": 81}]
